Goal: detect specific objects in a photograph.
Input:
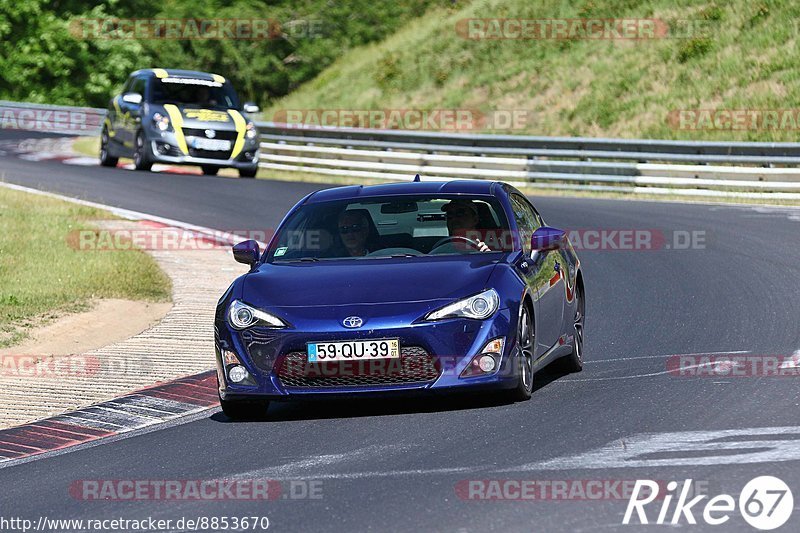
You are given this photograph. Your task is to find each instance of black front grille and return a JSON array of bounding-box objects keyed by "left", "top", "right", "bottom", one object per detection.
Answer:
[
  {"left": 182, "top": 128, "right": 238, "bottom": 140},
  {"left": 182, "top": 128, "right": 236, "bottom": 160},
  {"left": 188, "top": 148, "right": 232, "bottom": 160},
  {"left": 276, "top": 346, "right": 440, "bottom": 388}
]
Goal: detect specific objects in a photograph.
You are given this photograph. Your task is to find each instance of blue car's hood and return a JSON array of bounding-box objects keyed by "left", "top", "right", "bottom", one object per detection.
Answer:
[{"left": 242, "top": 255, "right": 502, "bottom": 307}]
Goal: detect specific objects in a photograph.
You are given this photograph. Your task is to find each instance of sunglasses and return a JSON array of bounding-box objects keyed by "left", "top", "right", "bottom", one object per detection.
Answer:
[{"left": 338, "top": 224, "right": 365, "bottom": 234}]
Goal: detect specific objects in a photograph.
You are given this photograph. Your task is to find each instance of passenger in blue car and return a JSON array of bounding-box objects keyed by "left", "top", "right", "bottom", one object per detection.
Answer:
[{"left": 442, "top": 199, "right": 492, "bottom": 252}]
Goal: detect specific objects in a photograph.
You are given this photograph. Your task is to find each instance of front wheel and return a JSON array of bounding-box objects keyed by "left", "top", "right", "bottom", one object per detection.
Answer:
[
  {"left": 133, "top": 130, "right": 153, "bottom": 171},
  {"left": 238, "top": 166, "right": 258, "bottom": 178},
  {"left": 219, "top": 396, "right": 270, "bottom": 420},
  {"left": 507, "top": 304, "right": 535, "bottom": 401},
  {"left": 99, "top": 126, "right": 118, "bottom": 167}
]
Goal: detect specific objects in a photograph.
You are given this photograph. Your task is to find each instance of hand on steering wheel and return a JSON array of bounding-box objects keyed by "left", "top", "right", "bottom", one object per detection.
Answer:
[{"left": 430, "top": 235, "right": 490, "bottom": 252}]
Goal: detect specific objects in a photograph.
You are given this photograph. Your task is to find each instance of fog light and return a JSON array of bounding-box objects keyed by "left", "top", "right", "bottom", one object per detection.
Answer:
[
  {"left": 228, "top": 365, "right": 248, "bottom": 383},
  {"left": 460, "top": 337, "right": 505, "bottom": 378},
  {"left": 156, "top": 142, "right": 171, "bottom": 154},
  {"left": 478, "top": 355, "right": 496, "bottom": 372}
]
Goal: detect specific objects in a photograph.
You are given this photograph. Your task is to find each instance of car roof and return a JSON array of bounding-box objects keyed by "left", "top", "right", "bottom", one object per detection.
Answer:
[
  {"left": 304, "top": 180, "right": 502, "bottom": 204},
  {"left": 131, "top": 69, "right": 225, "bottom": 81}
]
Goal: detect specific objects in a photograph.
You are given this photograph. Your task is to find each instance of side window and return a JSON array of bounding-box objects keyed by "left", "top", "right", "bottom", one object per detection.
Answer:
[
  {"left": 120, "top": 76, "right": 134, "bottom": 95},
  {"left": 510, "top": 194, "right": 540, "bottom": 254},
  {"left": 130, "top": 77, "right": 146, "bottom": 98}
]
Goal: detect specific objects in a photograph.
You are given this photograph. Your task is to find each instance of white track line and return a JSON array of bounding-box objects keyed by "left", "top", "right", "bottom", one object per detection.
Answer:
[{"left": 585, "top": 350, "right": 751, "bottom": 364}]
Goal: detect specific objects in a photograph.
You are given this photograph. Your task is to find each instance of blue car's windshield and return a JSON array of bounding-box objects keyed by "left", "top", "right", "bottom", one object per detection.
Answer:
[{"left": 267, "top": 195, "right": 513, "bottom": 262}]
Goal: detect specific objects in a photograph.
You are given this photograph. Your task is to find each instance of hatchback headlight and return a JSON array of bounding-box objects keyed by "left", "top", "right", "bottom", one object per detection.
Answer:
[
  {"left": 228, "top": 300, "right": 286, "bottom": 329},
  {"left": 152, "top": 113, "right": 171, "bottom": 132},
  {"left": 245, "top": 122, "right": 257, "bottom": 139},
  {"left": 425, "top": 289, "right": 500, "bottom": 321}
]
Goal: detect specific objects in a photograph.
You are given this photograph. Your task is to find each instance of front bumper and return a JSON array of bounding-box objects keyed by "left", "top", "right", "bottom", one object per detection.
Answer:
[
  {"left": 147, "top": 128, "right": 259, "bottom": 169},
  {"left": 215, "top": 307, "right": 520, "bottom": 401}
]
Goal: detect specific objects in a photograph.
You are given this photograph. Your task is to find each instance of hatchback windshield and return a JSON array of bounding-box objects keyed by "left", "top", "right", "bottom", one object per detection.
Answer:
[
  {"left": 150, "top": 78, "right": 240, "bottom": 109},
  {"left": 266, "top": 195, "right": 514, "bottom": 262}
]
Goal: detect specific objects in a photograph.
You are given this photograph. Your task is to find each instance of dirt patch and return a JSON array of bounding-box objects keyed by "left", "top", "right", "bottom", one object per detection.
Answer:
[{"left": 0, "top": 299, "right": 172, "bottom": 357}]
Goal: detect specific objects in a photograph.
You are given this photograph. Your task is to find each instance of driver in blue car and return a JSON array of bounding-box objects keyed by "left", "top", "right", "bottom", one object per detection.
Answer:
[
  {"left": 337, "top": 210, "right": 372, "bottom": 257},
  {"left": 442, "top": 199, "right": 492, "bottom": 252}
]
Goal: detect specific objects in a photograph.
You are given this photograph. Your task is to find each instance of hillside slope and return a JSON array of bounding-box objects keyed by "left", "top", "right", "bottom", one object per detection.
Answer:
[{"left": 266, "top": 0, "right": 800, "bottom": 141}]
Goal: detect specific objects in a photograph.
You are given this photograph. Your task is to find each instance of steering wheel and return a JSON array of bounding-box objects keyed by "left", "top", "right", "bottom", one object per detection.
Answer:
[{"left": 430, "top": 235, "right": 482, "bottom": 253}]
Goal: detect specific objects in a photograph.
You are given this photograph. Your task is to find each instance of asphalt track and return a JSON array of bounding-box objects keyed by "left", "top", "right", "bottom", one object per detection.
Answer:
[{"left": 1, "top": 131, "right": 800, "bottom": 532}]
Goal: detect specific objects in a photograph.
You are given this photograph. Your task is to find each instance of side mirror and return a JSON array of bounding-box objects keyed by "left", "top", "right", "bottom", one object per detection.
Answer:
[
  {"left": 122, "top": 92, "right": 143, "bottom": 105},
  {"left": 232, "top": 240, "right": 260, "bottom": 266},
  {"left": 531, "top": 226, "right": 566, "bottom": 252},
  {"left": 243, "top": 102, "right": 260, "bottom": 114}
]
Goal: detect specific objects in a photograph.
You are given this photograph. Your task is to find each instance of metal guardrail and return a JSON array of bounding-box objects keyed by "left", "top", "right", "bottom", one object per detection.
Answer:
[
  {"left": 3, "top": 100, "right": 800, "bottom": 199},
  {"left": 256, "top": 122, "right": 800, "bottom": 199}
]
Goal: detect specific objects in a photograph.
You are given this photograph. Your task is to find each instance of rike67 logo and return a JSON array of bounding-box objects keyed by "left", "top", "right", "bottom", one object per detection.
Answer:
[{"left": 623, "top": 476, "right": 793, "bottom": 530}]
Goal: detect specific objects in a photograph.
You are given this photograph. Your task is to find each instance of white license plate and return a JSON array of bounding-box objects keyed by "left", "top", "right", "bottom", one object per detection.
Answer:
[
  {"left": 191, "top": 138, "right": 231, "bottom": 151},
  {"left": 307, "top": 339, "right": 400, "bottom": 362}
]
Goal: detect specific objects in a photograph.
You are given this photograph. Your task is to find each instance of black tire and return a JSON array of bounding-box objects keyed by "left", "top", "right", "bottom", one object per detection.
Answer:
[
  {"left": 238, "top": 166, "right": 258, "bottom": 178},
  {"left": 133, "top": 130, "right": 153, "bottom": 171},
  {"left": 219, "top": 396, "right": 270, "bottom": 420},
  {"left": 560, "top": 283, "right": 585, "bottom": 373},
  {"left": 99, "top": 126, "right": 118, "bottom": 167},
  {"left": 508, "top": 303, "right": 535, "bottom": 401},
  {"left": 201, "top": 165, "right": 219, "bottom": 176}
]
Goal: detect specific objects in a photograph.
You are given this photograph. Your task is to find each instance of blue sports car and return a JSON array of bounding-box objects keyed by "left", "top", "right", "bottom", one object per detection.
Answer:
[{"left": 215, "top": 179, "right": 584, "bottom": 418}]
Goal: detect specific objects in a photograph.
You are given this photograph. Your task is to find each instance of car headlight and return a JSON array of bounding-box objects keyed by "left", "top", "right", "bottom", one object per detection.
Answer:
[
  {"left": 245, "top": 121, "right": 257, "bottom": 140},
  {"left": 425, "top": 289, "right": 500, "bottom": 321},
  {"left": 228, "top": 300, "right": 286, "bottom": 329},
  {"left": 152, "top": 113, "right": 171, "bottom": 132}
]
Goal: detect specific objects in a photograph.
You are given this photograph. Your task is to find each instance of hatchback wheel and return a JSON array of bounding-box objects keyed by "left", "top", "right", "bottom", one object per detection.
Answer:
[
  {"left": 133, "top": 131, "right": 153, "bottom": 171},
  {"left": 99, "top": 126, "right": 118, "bottom": 167}
]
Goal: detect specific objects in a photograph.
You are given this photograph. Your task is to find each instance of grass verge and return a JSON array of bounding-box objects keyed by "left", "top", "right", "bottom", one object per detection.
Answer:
[{"left": 0, "top": 186, "right": 171, "bottom": 347}]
